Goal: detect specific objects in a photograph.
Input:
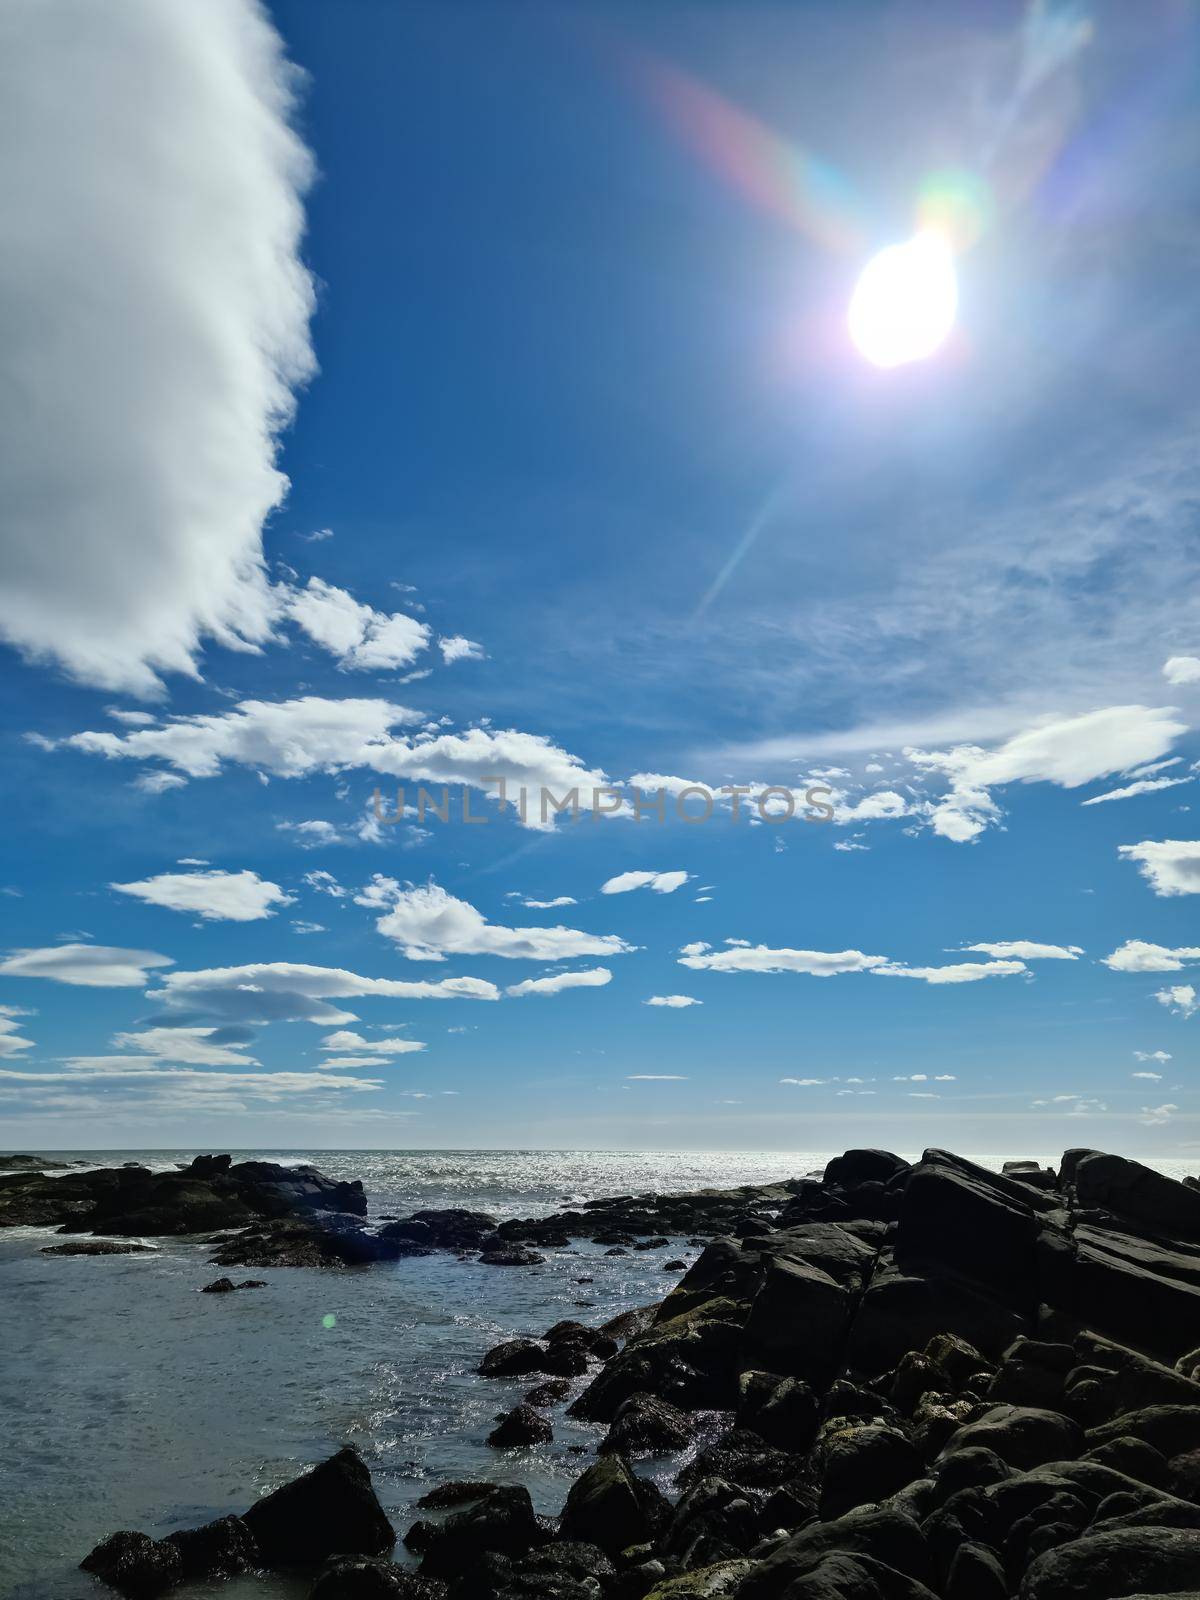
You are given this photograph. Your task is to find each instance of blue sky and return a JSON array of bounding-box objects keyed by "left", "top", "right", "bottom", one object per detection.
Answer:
[{"left": 1, "top": 0, "right": 1199, "bottom": 1153}]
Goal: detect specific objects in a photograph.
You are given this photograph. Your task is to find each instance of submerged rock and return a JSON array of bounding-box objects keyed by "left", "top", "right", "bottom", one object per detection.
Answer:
[
  {"left": 41, "top": 1240, "right": 153, "bottom": 1256},
  {"left": 80, "top": 1531, "right": 183, "bottom": 1598}
]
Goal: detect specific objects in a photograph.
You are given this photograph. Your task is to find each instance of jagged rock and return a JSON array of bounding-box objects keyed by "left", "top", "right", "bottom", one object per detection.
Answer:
[
  {"left": 310, "top": 1556, "right": 446, "bottom": 1597},
  {"left": 743, "top": 1257, "right": 852, "bottom": 1382},
  {"left": 488, "top": 1404, "right": 553, "bottom": 1448},
  {"left": 641, "top": 1559, "right": 753, "bottom": 1598},
  {"left": 201, "top": 1276, "right": 265, "bottom": 1292},
  {"left": 415, "top": 1481, "right": 494, "bottom": 1508},
  {"left": 415, "top": 1484, "right": 545, "bottom": 1581},
  {"left": 660, "top": 1477, "right": 760, "bottom": 1567},
  {"left": 485, "top": 1540, "right": 615, "bottom": 1599},
  {"left": 738, "top": 1372, "right": 820, "bottom": 1450},
  {"left": 558, "top": 1454, "right": 669, "bottom": 1555},
  {"left": 1020, "top": 1525, "right": 1200, "bottom": 1598},
  {"left": 80, "top": 1531, "right": 183, "bottom": 1598},
  {"left": 479, "top": 1245, "right": 546, "bottom": 1266},
  {"left": 243, "top": 1446, "right": 394, "bottom": 1565},
  {"left": 1068, "top": 1151, "right": 1200, "bottom": 1239},
  {"left": 736, "top": 1506, "right": 935, "bottom": 1599},
  {"left": 600, "top": 1392, "right": 696, "bottom": 1456},
  {"left": 895, "top": 1154, "right": 1047, "bottom": 1302},
  {"left": 480, "top": 1338, "right": 556, "bottom": 1378},
  {"left": 525, "top": 1379, "right": 573, "bottom": 1408},
  {"left": 165, "top": 1515, "right": 258, "bottom": 1579},
  {"left": 849, "top": 1259, "right": 1027, "bottom": 1371},
  {"left": 823, "top": 1151, "right": 910, "bottom": 1188}
]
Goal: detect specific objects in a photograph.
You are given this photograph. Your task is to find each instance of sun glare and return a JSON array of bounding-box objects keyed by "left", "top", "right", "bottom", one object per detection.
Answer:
[{"left": 847, "top": 231, "right": 957, "bottom": 369}]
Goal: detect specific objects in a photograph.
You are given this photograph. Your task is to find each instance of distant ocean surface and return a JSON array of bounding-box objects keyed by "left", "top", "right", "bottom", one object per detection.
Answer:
[{"left": 5, "top": 1147, "right": 1197, "bottom": 1599}]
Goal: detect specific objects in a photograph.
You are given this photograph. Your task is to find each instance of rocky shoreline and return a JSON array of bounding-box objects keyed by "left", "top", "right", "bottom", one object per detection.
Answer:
[{"left": 16, "top": 1146, "right": 1200, "bottom": 1599}]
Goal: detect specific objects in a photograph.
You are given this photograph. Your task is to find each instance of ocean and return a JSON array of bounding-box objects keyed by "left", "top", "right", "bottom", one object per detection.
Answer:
[{"left": 4, "top": 1148, "right": 1196, "bottom": 1598}]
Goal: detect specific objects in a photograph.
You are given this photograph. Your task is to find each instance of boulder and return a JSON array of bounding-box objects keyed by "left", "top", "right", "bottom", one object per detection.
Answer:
[
  {"left": 600, "top": 1392, "right": 696, "bottom": 1456},
  {"left": 310, "top": 1557, "right": 446, "bottom": 1597},
  {"left": 1070, "top": 1152, "right": 1200, "bottom": 1239},
  {"left": 479, "top": 1246, "right": 546, "bottom": 1266},
  {"left": 80, "top": 1531, "right": 183, "bottom": 1598},
  {"left": 895, "top": 1156, "right": 1042, "bottom": 1302},
  {"left": 480, "top": 1338, "right": 555, "bottom": 1378},
  {"left": 1020, "top": 1525, "right": 1200, "bottom": 1599},
  {"left": 736, "top": 1506, "right": 935, "bottom": 1599},
  {"left": 243, "top": 1446, "right": 395, "bottom": 1565},
  {"left": 42, "top": 1240, "right": 154, "bottom": 1256},
  {"left": 743, "top": 1257, "right": 852, "bottom": 1382},
  {"left": 823, "top": 1151, "right": 910, "bottom": 1188},
  {"left": 642, "top": 1560, "right": 753, "bottom": 1598},
  {"left": 416, "top": 1484, "right": 544, "bottom": 1581},
  {"left": 165, "top": 1515, "right": 258, "bottom": 1579},
  {"left": 818, "top": 1425, "right": 923, "bottom": 1519},
  {"left": 558, "top": 1454, "right": 669, "bottom": 1556},
  {"left": 938, "top": 1406, "right": 1083, "bottom": 1471},
  {"left": 487, "top": 1404, "right": 553, "bottom": 1448}
]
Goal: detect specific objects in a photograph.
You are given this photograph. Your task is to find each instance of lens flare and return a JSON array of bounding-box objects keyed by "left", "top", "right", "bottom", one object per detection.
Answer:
[{"left": 847, "top": 232, "right": 958, "bottom": 369}]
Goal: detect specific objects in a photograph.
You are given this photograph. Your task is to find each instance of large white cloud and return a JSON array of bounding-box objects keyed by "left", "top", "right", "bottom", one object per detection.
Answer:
[
  {"left": 1118, "top": 840, "right": 1200, "bottom": 897},
  {"left": 111, "top": 868, "right": 294, "bottom": 922},
  {"left": 358, "top": 879, "right": 634, "bottom": 963},
  {"left": 60, "top": 696, "right": 614, "bottom": 829},
  {"left": 0, "top": 0, "right": 315, "bottom": 695},
  {"left": 149, "top": 959, "right": 500, "bottom": 1026},
  {"left": 320, "top": 1030, "right": 426, "bottom": 1055},
  {"left": 960, "top": 941, "right": 1081, "bottom": 960},
  {"left": 0, "top": 943, "right": 173, "bottom": 987},
  {"left": 909, "top": 705, "right": 1187, "bottom": 842}
]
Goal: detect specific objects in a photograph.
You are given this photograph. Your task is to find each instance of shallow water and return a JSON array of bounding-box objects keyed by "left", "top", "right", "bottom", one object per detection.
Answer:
[{"left": 5, "top": 1148, "right": 1197, "bottom": 1598}]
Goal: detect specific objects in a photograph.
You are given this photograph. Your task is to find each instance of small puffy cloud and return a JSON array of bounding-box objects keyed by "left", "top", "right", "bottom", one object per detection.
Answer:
[
  {"left": 111, "top": 868, "right": 293, "bottom": 923},
  {"left": 285, "top": 577, "right": 431, "bottom": 671},
  {"left": 291, "top": 920, "right": 325, "bottom": 935},
  {"left": 1132, "top": 1071, "right": 1163, "bottom": 1081},
  {"left": 522, "top": 897, "right": 578, "bottom": 909},
  {"left": 834, "top": 790, "right": 909, "bottom": 823},
  {"left": 304, "top": 870, "right": 346, "bottom": 898},
  {"left": 645, "top": 995, "right": 702, "bottom": 1008},
  {"left": 1155, "top": 984, "right": 1198, "bottom": 1018},
  {"left": 106, "top": 708, "right": 157, "bottom": 727},
  {"left": 357, "top": 879, "right": 633, "bottom": 963},
  {"left": 601, "top": 870, "right": 690, "bottom": 896},
  {"left": 438, "top": 635, "right": 485, "bottom": 664},
  {"left": 1164, "top": 657, "right": 1200, "bottom": 685},
  {"left": 506, "top": 967, "right": 612, "bottom": 998},
  {"left": 873, "top": 960, "right": 1027, "bottom": 984},
  {"left": 679, "top": 942, "right": 888, "bottom": 977},
  {"left": 0, "top": 943, "right": 172, "bottom": 987},
  {"left": 1103, "top": 940, "right": 1200, "bottom": 972},
  {"left": 1141, "top": 1102, "right": 1179, "bottom": 1126},
  {"left": 960, "top": 941, "right": 1082, "bottom": 960},
  {"left": 136, "top": 772, "right": 188, "bottom": 795},
  {"left": 277, "top": 820, "right": 345, "bottom": 848},
  {"left": 320, "top": 1030, "right": 426, "bottom": 1055},
  {"left": 780, "top": 1078, "right": 826, "bottom": 1086},
  {"left": 1134, "top": 1049, "right": 1172, "bottom": 1063},
  {"left": 1118, "top": 840, "right": 1200, "bottom": 897}
]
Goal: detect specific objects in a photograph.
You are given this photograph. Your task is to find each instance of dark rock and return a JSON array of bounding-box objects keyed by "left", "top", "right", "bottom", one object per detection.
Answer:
[
  {"left": 480, "top": 1339, "right": 561, "bottom": 1379},
  {"left": 1021, "top": 1525, "right": 1200, "bottom": 1599},
  {"left": 525, "top": 1380, "right": 572, "bottom": 1408},
  {"left": 479, "top": 1246, "right": 546, "bottom": 1267},
  {"left": 660, "top": 1477, "right": 761, "bottom": 1568},
  {"left": 80, "top": 1531, "right": 183, "bottom": 1598},
  {"left": 743, "top": 1257, "right": 851, "bottom": 1382},
  {"left": 1069, "top": 1151, "right": 1200, "bottom": 1239},
  {"left": 415, "top": 1482, "right": 494, "bottom": 1509},
  {"left": 677, "top": 1429, "right": 800, "bottom": 1493},
  {"left": 938, "top": 1405, "right": 1083, "bottom": 1470},
  {"left": 600, "top": 1393, "right": 696, "bottom": 1456},
  {"left": 1083, "top": 1436, "right": 1172, "bottom": 1489},
  {"left": 416, "top": 1484, "right": 544, "bottom": 1581},
  {"left": 739, "top": 1372, "right": 820, "bottom": 1451},
  {"left": 310, "top": 1556, "right": 446, "bottom": 1598},
  {"left": 243, "top": 1446, "right": 395, "bottom": 1565},
  {"left": 42, "top": 1240, "right": 154, "bottom": 1256},
  {"left": 944, "top": 1540, "right": 1007, "bottom": 1600},
  {"left": 488, "top": 1404, "right": 553, "bottom": 1448},
  {"left": 664, "top": 1259, "right": 687, "bottom": 1271},
  {"left": 818, "top": 1424, "right": 923, "bottom": 1519},
  {"left": 824, "top": 1151, "right": 910, "bottom": 1188},
  {"left": 736, "top": 1505, "right": 935, "bottom": 1599},
  {"left": 558, "top": 1454, "right": 669, "bottom": 1556},
  {"left": 201, "top": 1276, "right": 265, "bottom": 1292},
  {"left": 165, "top": 1515, "right": 258, "bottom": 1579}
]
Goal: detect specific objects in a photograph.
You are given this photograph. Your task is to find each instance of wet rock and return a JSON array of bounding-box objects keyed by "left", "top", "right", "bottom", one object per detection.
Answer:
[
  {"left": 479, "top": 1245, "right": 546, "bottom": 1267},
  {"left": 310, "top": 1556, "right": 447, "bottom": 1597},
  {"left": 415, "top": 1481, "right": 494, "bottom": 1509},
  {"left": 600, "top": 1393, "right": 696, "bottom": 1456},
  {"left": 641, "top": 1558, "right": 752, "bottom": 1597},
  {"left": 416, "top": 1484, "right": 545, "bottom": 1581},
  {"left": 165, "top": 1514, "right": 258, "bottom": 1579},
  {"left": 200, "top": 1276, "right": 266, "bottom": 1292},
  {"left": 1021, "top": 1525, "right": 1200, "bottom": 1599},
  {"left": 735, "top": 1505, "right": 935, "bottom": 1600},
  {"left": 480, "top": 1338, "right": 554, "bottom": 1378},
  {"left": 525, "top": 1379, "right": 573, "bottom": 1408},
  {"left": 80, "top": 1531, "right": 183, "bottom": 1598},
  {"left": 559, "top": 1454, "right": 669, "bottom": 1556},
  {"left": 488, "top": 1404, "right": 553, "bottom": 1448},
  {"left": 41, "top": 1240, "right": 154, "bottom": 1256},
  {"left": 938, "top": 1405, "right": 1083, "bottom": 1471},
  {"left": 243, "top": 1445, "right": 395, "bottom": 1565}
]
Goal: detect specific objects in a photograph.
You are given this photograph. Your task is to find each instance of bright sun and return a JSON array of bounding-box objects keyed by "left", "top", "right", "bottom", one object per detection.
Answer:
[{"left": 848, "top": 231, "right": 957, "bottom": 368}]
